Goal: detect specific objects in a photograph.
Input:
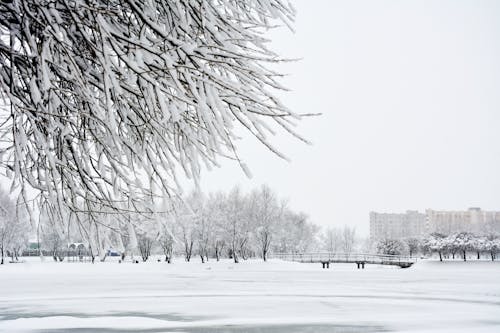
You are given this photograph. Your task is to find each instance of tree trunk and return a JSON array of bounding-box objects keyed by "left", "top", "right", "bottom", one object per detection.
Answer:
[
  {"left": 240, "top": 246, "right": 248, "bottom": 260},
  {"left": 185, "top": 241, "right": 193, "bottom": 262},
  {"left": 463, "top": 250, "right": 466, "bottom": 261},
  {"left": 477, "top": 251, "right": 480, "bottom": 260},
  {"left": 439, "top": 252, "right": 442, "bottom": 262},
  {"left": 233, "top": 247, "right": 239, "bottom": 263}
]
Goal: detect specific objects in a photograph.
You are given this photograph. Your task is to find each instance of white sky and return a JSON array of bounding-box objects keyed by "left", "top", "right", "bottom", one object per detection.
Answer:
[{"left": 197, "top": 0, "right": 500, "bottom": 236}]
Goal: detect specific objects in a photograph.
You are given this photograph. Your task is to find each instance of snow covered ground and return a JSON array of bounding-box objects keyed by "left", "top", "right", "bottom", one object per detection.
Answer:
[{"left": 0, "top": 257, "right": 499, "bottom": 332}]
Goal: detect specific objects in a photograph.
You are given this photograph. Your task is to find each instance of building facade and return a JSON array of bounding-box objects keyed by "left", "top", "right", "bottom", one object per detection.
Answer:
[
  {"left": 370, "top": 210, "right": 426, "bottom": 240},
  {"left": 426, "top": 208, "right": 500, "bottom": 235},
  {"left": 370, "top": 208, "right": 500, "bottom": 240}
]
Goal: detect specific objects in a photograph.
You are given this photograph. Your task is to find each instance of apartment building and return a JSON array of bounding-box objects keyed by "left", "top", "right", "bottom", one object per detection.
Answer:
[
  {"left": 369, "top": 210, "right": 426, "bottom": 240},
  {"left": 370, "top": 208, "right": 500, "bottom": 240}
]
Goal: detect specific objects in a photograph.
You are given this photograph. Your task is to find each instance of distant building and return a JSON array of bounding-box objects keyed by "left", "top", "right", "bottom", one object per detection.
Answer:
[
  {"left": 370, "top": 208, "right": 500, "bottom": 240},
  {"left": 426, "top": 208, "right": 500, "bottom": 235},
  {"left": 370, "top": 210, "right": 426, "bottom": 240}
]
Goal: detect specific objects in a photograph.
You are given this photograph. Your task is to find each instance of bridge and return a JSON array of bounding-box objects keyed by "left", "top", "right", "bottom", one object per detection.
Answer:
[{"left": 271, "top": 253, "right": 416, "bottom": 269}]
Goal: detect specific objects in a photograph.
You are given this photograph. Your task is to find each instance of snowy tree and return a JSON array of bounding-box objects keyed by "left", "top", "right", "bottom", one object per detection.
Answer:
[
  {"left": 275, "top": 210, "right": 318, "bottom": 254},
  {"left": 137, "top": 231, "right": 154, "bottom": 262},
  {"left": 248, "top": 185, "right": 281, "bottom": 261},
  {"left": 484, "top": 235, "right": 499, "bottom": 261},
  {"left": 157, "top": 218, "right": 176, "bottom": 263},
  {"left": 0, "top": 0, "right": 304, "bottom": 234},
  {"left": 8, "top": 220, "right": 29, "bottom": 261},
  {"left": 158, "top": 231, "right": 175, "bottom": 264},
  {"left": 0, "top": 193, "right": 24, "bottom": 264},
  {"left": 403, "top": 238, "right": 420, "bottom": 257},
  {"left": 41, "top": 227, "right": 66, "bottom": 262},
  {"left": 322, "top": 227, "right": 342, "bottom": 254},
  {"left": 443, "top": 234, "right": 459, "bottom": 259},
  {"left": 223, "top": 186, "right": 248, "bottom": 263},
  {"left": 79, "top": 210, "right": 126, "bottom": 262},
  {"left": 341, "top": 226, "right": 356, "bottom": 259},
  {"left": 207, "top": 192, "right": 227, "bottom": 262},
  {"left": 110, "top": 217, "right": 140, "bottom": 262},
  {"left": 449, "top": 232, "right": 475, "bottom": 261},
  {"left": 423, "top": 233, "right": 446, "bottom": 261},
  {"left": 178, "top": 212, "right": 196, "bottom": 262},
  {"left": 186, "top": 191, "right": 212, "bottom": 263},
  {"left": 0, "top": 195, "right": 30, "bottom": 263},
  {"left": 117, "top": 220, "right": 138, "bottom": 261},
  {"left": 376, "top": 239, "right": 406, "bottom": 256},
  {"left": 472, "top": 236, "right": 487, "bottom": 260}
]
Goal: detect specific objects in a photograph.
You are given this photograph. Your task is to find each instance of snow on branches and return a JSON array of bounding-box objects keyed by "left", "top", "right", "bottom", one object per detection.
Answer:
[{"left": 0, "top": 0, "right": 301, "bottom": 221}]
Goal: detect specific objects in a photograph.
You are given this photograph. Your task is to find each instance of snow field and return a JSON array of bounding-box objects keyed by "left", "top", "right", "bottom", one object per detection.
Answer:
[{"left": 0, "top": 258, "right": 499, "bottom": 332}]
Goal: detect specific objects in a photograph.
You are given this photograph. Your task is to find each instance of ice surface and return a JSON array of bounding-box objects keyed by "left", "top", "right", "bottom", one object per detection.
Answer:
[{"left": 0, "top": 258, "right": 499, "bottom": 332}]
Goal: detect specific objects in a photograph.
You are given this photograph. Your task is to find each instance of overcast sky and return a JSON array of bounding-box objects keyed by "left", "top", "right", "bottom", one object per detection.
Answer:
[{"left": 197, "top": 0, "right": 500, "bottom": 236}]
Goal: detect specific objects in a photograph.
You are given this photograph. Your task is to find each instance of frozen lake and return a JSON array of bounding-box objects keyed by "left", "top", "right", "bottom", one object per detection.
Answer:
[{"left": 0, "top": 258, "right": 499, "bottom": 332}]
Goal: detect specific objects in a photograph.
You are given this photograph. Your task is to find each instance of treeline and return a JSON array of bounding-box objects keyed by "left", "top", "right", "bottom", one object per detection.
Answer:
[
  {"left": 319, "top": 226, "right": 358, "bottom": 257},
  {"left": 135, "top": 185, "right": 319, "bottom": 263},
  {"left": 33, "top": 185, "right": 320, "bottom": 264},
  {"left": 375, "top": 232, "right": 500, "bottom": 261},
  {"left": 0, "top": 189, "right": 30, "bottom": 264}
]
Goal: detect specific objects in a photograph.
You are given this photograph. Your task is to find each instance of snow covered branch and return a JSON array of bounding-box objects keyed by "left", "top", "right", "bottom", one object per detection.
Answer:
[{"left": 0, "top": 0, "right": 300, "bottom": 222}]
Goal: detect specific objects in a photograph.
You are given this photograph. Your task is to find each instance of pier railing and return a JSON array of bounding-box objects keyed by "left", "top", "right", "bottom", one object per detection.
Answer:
[{"left": 271, "top": 252, "right": 416, "bottom": 268}]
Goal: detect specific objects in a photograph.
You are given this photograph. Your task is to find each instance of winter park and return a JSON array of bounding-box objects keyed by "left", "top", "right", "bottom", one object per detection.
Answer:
[{"left": 1, "top": 0, "right": 500, "bottom": 332}]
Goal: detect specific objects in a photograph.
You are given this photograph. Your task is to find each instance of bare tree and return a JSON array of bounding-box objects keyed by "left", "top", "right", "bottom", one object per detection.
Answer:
[
  {"left": 248, "top": 185, "right": 281, "bottom": 261},
  {"left": 0, "top": 187, "right": 32, "bottom": 264},
  {"left": 187, "top": 191, "right": 212, "bottom": 263},
  {"left": 206, "top": 192, "right": 227, "bottom": 262},
  {"left": 159, "top": 232, "right": 175, "bottom": 264},
  {"left": 274, "top": 210, "right": 318, "bottom": 254},
  {"left": 137, "top": 232, "right": 154, "bottom": 262},
  {"left": 179, "top": 215, "right": 195, "bottom": 262},
  {"left": 197, "top": 216, "right": 211, "bottom": 263},
  {"left": 342, "top": 226, "right": 356, "bottom": 259},
  {"left": 322, "top": 227, "right": 342, "bottom": 254},
  {"left": 403, "top": 238, "right": 420, "bottom": 257},
  {"left": 0, "top": 212, "right": 14, "bottom": 264},
  {"left": 223, "top": 187, "right": 248, "bottom": 263},
  {"left": 42, "top": 227, "right": 66, "bottom": 262},
  {"left": 156, "top": 217, "right": 176, "bottom": 263},
  {"left": 117, "top": 221, "right": 137, "bottom": 261},
  {"left": 0, "top": 192, "right": 30, "bottom": 263}
]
